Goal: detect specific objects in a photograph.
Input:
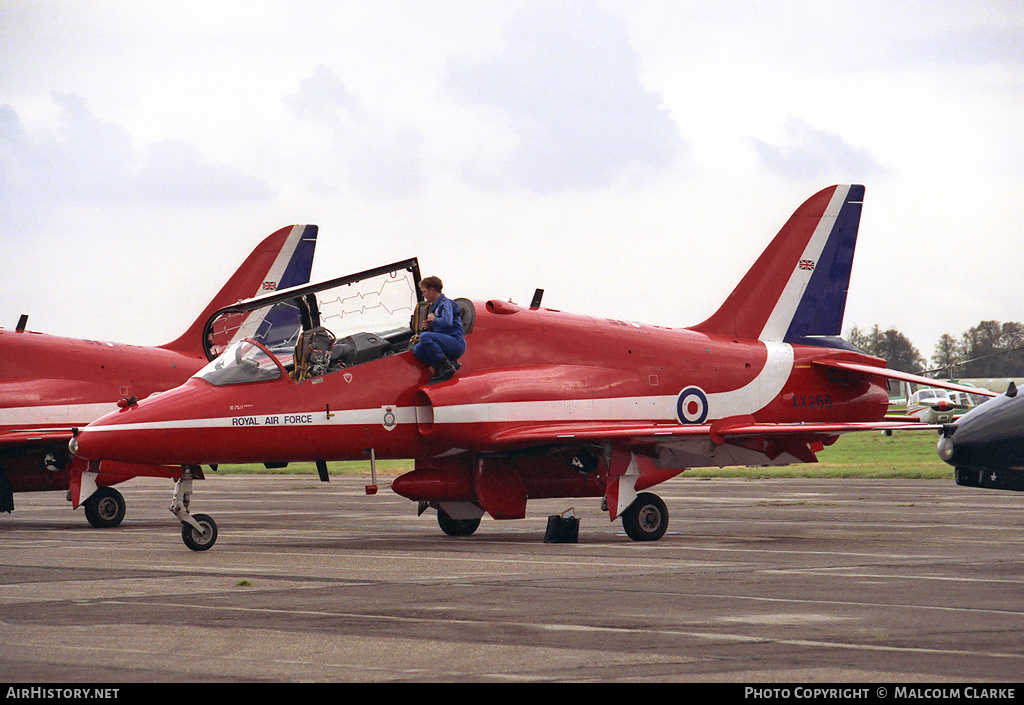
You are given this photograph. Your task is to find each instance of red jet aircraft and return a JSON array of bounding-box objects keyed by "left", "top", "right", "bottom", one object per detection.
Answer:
[
  {"left": 72, "top": 185, "right": 987, "bottom": 550},
  {"left": 0, "top": 224, "right": 318, "bottom": 527}
]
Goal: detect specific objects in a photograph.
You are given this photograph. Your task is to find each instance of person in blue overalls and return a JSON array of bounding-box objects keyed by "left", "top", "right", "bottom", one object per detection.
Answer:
[{"left": 414, "top": 276, "right": 465, "bottom": 383}]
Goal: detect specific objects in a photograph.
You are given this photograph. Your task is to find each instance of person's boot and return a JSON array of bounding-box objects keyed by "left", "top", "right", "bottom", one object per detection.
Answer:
[{"left": 429, "top": 357, "right": 457, "bottom": 384}]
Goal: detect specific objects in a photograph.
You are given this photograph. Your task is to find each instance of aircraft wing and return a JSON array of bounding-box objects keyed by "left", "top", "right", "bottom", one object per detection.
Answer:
[
  {"left": 416, "top": 362, "right": 945, "bottom": 461},
  {"left": 884, "top": 413, "right": 964, "bottom": 424},
  {"left": 0, "top": 428, "right": 74, "bottom": 449},
  {"left": 471, "top": 417, "right": 937, "bottom": 451}
]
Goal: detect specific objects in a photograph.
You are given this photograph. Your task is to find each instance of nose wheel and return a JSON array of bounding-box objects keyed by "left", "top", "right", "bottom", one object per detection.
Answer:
[
  {"left": 171, "top": 467, "right": 218, "bottom": 551},
  {"left": 181, "top": 513, "right": 218, "bottom": 551}
]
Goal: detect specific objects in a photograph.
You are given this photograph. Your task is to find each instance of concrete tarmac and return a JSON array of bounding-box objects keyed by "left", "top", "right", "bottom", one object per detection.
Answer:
[{"left": 1, "top": 473, "right": 1022, "bottom": 683}]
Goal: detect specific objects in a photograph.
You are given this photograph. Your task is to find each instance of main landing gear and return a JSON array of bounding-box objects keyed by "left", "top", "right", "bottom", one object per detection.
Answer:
[
  {"left": 171, "top": 467, "right": 217, "bottom": 551},
  {"left": 620, "top": 492, "right": 669, "bottom": 542},
  {"left": 437, "top": 508, "right": 481, "bottom": 537},
  {"left": 83, "top": 486, "right": 126, "bottom": 528},
  {"left": 425, "top": 492, "right": 670, "bottom": 542}
]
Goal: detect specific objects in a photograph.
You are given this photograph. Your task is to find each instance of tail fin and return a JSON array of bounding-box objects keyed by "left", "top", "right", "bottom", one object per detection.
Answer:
[
  {"left": 690, "top": 185, "right": 864, "bottom": 343},
  {"left": 160, "top": 224, "right": 318, "bottom": 357}
]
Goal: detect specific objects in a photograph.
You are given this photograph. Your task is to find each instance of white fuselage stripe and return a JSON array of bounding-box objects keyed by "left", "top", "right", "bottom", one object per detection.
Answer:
[
  {"left": 81, "top": 344, "right": 796, "bottom": 433},
  {"left": 0, "top": 402, "right": 120, "bottom": 428},
  {"left": 706, "top": 341, "right": 794, "bottom": 417}
]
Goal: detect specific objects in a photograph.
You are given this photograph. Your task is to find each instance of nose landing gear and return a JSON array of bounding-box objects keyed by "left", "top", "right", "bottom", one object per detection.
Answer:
[
  {"left": 171, "top": 466, "right": 218, "bottom": 551},
  {"left": 181, "top": 513, "right": 218, "bottom": 551}
]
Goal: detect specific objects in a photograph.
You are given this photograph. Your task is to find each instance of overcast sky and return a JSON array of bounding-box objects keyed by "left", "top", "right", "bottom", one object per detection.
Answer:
[{"left": 2, "top": 0, "right": 1023, "bottom": 362}]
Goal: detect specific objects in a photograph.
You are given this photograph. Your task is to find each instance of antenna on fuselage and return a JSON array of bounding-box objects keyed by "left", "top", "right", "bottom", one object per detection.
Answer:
[{"left": 530, "top": 289, "right": 544, "bottom": 309}]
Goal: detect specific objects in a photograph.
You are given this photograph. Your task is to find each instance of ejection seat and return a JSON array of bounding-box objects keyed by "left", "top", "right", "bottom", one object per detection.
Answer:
[
  {"left": 413, "top": 298, "right": 476, "bottom": 337},
  {"left": 455, "top": 298, "right": 475, "bottom": 334},
  {"left": 292, "top": 326, "right": 335, "bottom": 381}
]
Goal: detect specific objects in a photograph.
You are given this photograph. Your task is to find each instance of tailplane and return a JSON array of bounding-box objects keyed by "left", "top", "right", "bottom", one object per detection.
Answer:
[
  {"left": 690, "top": 185, "right": 864, "bottom": 343},
  {"left": 160, "top": 224, "right": 318, "bottom": 357}
]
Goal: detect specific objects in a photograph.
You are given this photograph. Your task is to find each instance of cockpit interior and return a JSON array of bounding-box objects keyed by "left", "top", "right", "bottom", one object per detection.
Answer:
[{"left": 197, "top": 258, "right": 474, "bottom": 386}]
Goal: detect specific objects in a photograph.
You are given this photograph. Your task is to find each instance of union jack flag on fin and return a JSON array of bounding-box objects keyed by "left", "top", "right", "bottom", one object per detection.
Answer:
[{"left": 798, "top": 260, "right": 815, "bottom": 270}]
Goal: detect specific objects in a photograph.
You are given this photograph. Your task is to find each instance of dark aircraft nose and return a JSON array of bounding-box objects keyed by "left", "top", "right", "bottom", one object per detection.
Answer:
[
  {"left": 936, "top": 424, "right": 957, "bottom": 464},
  {"left": 937, "top": 384, "right": 1024, "bottom": 492}
]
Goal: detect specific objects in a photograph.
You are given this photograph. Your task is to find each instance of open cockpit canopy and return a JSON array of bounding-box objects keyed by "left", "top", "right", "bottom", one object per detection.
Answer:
[
  {"left": 197, "top": 257, "right": 482, "bottom": 383},
  {"left": 202, "top": 258, "right": 423, "bottom": 362}
]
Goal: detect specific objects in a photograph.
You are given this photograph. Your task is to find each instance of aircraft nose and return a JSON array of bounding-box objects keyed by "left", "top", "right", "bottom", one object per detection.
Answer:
[
  {"left": 70, "top": 393, "right": 175, "bottom": 464},
  {"left": 936, "top": 433, "right": 956, "bottom": 464},
  {"left": 71, "top": 378, "right": 217, "bottom": 465},
  {"left": 72, "top": 423, "right": 124, "bottom": 462}
]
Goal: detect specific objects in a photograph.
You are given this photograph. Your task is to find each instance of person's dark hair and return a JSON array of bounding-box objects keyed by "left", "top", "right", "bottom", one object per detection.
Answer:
[{"left": 420, "top": 276, "right": 443, "bottom": 292}]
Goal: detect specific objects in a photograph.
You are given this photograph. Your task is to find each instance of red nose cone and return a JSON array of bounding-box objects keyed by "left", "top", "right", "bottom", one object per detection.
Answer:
[
  {"left": 73, "top": 417, "right": 142, "bottom": 464},
  {"left": 72, "top": 379, "right": 211, "bottom": 465}
]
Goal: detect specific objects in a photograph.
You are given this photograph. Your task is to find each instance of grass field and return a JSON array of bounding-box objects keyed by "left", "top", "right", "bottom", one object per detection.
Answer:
[
  {"left": 687, "top": 429, "right": 950, "bottom": 479},
  {"left": 212, "top": 429, "right": 951, "bottom": 480}
]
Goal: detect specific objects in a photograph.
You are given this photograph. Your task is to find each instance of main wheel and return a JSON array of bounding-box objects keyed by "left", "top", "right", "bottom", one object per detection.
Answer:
[
  {"left": 437, "top": 510, "right": 480, "bottom": 537},
  {"left": 181, "top": 513, "right": 218, "bottom": 551},
  {"left": 84, "top": 487, "right": 126, "bottom": 528},
  {"left": 621, "top": 492, "right": 668, "bottom": 541}
]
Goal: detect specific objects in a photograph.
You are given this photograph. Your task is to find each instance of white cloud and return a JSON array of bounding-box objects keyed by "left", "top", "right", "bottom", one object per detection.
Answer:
[
  {"left": 0, "top": 92, "right": 273, "bottom": 229},
  {"left": 447, "top": 0, "right": 683, "bottom": 192},
  {"left": 752, "top": 117, "right": 886, "bottom": 180},
  {"left": 135, "top": 140, "right": 274, "bottom": 204},
  {"left": 284, "top": 65, "right": 426, "bottom": 198}
]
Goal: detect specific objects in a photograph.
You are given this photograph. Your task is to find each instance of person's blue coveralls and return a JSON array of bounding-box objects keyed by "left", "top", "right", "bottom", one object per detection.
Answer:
[{"left": 414, "top": 293, "right": 465, "bottom": 367}]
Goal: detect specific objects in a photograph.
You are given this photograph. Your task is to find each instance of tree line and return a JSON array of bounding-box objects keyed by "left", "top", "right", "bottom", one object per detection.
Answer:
[{"left": 846, "top": 321, "right": 1024, "bottom": 378}]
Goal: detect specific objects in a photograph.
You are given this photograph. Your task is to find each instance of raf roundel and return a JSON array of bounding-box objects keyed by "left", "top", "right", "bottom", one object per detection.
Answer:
[{"left": 676, "top": 386, "right": 709, "bottom": 424}]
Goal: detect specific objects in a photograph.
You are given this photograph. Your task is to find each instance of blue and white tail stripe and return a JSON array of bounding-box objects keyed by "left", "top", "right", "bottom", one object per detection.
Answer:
[
  {"left": 231, "top": 224, "right": 318, "bottom": 350},
  {"left": 781, "top": 184, "right": 863, "bottom": 344},
  {"left": 760, "top": 184, "right": 862, "bottom": 341}
]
